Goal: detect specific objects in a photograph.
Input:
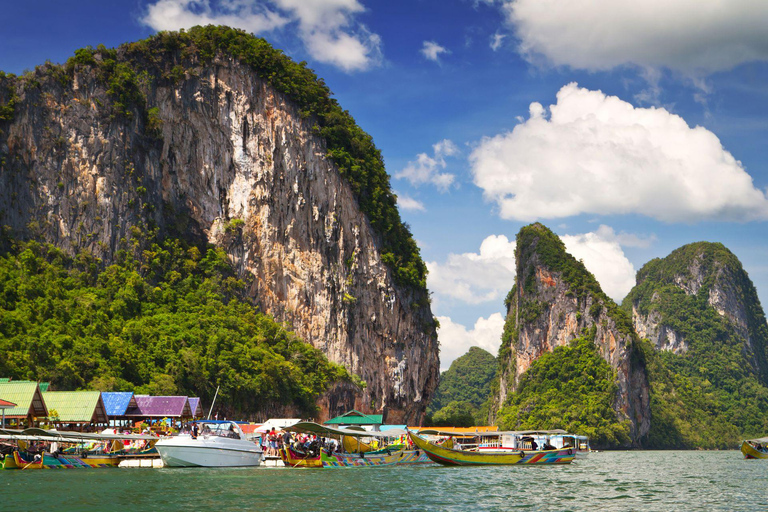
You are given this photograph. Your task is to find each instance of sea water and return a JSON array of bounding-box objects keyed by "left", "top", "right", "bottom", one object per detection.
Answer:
[{"left": 2, "top": 451, "right": 765, "bottom": 511}]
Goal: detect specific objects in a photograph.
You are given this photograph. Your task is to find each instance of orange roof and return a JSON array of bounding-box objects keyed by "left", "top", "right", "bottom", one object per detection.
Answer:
[{"left": 410, "top": 425, "right": 499, "bottom": 434}]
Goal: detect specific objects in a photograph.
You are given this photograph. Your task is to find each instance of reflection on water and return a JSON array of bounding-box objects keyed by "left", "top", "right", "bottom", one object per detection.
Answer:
[{"left": 3, "top": 451, "right": 767, "bottom": 511}]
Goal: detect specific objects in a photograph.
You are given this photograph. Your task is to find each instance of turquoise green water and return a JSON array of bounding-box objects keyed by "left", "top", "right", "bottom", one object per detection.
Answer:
[{"left": 3, "top": 451, "right": 767, "bottom": 511}]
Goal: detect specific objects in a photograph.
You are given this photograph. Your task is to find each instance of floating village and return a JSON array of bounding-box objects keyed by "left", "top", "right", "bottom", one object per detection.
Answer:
[{"left": 0, "top": 378, "right": 595, "bottom": 469}]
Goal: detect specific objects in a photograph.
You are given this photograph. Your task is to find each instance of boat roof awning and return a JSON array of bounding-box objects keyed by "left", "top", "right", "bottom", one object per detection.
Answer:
[
  {"left": 0, "top": 427, "right": 157, "bottom": 442},
  {"left": 286, "top": 421, "right": 407, "bottom": 438},
  {"left": 747, "top": 437, "right": 768, "bottom": 443}
]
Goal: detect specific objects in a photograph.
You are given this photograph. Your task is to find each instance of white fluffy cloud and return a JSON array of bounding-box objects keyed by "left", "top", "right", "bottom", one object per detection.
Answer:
[
  {"left": 470, "top": 83, "right": 768, "bottom": 223},
  {"left": 421, "top": 41, "right": 450, "bottom": 62},
  {"left": 396, "top": 193, "right": 425, "bottom": 212},
  {"left": 141, "top": 0, "right": 381, "bottom": 72},
  {"left": 396, "top": 139, "right": 458, "bottom": 191},
  {"left": 502, "top": 0, "right": 768, "bottom": 74},
  {"left": 561, "top": 225, "right": 642, "bottom": 302},
  {"left": 437, "top": 313, "right": 506, "bottom": 370},
  {"left": 427, "top": 234, "right": 517, "bottom": 305}
]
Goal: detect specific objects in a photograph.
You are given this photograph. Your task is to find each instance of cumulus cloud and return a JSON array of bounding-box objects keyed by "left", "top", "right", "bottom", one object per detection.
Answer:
[
  {"left": 141, "top": 0, "right": 382, "bottom": 72},
  {"left": 437, "top": 313, "right": 505, "bottom": 370},
  {"left": 502, "top": 0, "right": 768, "bottom": 74},
  {"left": 396, "top": 139, "right": 459, "bottom": 191},
  {"left": 421, "top": 41, "right": 450, "bottom": 62},
  {"left": 396, "top": 193, "right": 426, "bottom": 212},
  {"left": 470, "top": 83, "right": 768, "bottom": 223},
  {"left": 427, "top": 234, "right": 517, "bottom": 305},
  {"left": 560, "top": 225, "right": 643, "bottom": 302}
]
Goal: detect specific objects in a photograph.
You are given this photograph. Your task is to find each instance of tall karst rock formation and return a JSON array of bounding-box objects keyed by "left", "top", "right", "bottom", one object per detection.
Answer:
[
  {"left": 492, "top": 224, "right": 650, "bottom": 446},
  {"left": 0, "top": 27, "right": 439, "bottom": 422},
  {"left": 622, "top": 242, "right": 768, "bottom": 447}
]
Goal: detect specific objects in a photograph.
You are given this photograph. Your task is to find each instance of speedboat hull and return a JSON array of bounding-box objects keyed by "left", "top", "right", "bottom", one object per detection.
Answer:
[{"left": 156, "top": 435, "right": 262, "bottom": 467}]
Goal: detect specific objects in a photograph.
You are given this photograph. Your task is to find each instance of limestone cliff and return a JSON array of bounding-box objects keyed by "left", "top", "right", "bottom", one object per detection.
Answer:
[
  {"left": 0, "top": 27, "right": 438, "bottom": 422},
  {"left": 623, "top": 242, "right": 768, "bottom": 384},
  {"left": 492, "top": 223, "right": 650, "bottom": 445}
]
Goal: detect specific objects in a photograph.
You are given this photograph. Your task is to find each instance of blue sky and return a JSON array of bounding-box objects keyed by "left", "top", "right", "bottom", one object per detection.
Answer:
[{"left": 2, "top": 0, "right": 768, "bottom": 370}]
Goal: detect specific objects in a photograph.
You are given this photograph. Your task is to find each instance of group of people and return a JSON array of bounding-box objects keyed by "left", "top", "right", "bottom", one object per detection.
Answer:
[{"left": 260, "top": 428, "right": 342, "bottom": 458}]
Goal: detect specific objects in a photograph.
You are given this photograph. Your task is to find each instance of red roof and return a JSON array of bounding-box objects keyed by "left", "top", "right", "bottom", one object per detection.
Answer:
[{"left": 0, "top": 398, "right": 17, "bottom": 407}]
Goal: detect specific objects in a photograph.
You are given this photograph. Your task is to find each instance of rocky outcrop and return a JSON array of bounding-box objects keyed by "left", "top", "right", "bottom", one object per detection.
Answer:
[
  {"left": 492, "top": 224, "right": 650, "bottom": 444},
  {"left": 0, "top": 32, "right": 438, "bottom": 422},
  {"left": 624, "top": 242, "right": 768, "bottom": 383}
]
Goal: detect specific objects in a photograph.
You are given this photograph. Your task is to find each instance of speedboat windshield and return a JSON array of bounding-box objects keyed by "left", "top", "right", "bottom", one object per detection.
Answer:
[{"left": 197, "top": 421, "right": 245, "bottom": 438}]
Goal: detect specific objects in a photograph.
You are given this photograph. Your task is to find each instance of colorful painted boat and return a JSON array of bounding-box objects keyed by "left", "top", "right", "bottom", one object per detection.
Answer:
[
  {"left": 2, "top": 450, "right": 121, "bottom": 469},
  {"left": 279, "top": 445, "right": 322, "bottom": 468},
  {"left": 741, "top": 439, "right": 768, "bottom": 459},
  {"left": 408, "top": 431, "right": 574, "bottom": 466},
  {"left": 321, "top": 448, "right": 403, "bottom": 467}
]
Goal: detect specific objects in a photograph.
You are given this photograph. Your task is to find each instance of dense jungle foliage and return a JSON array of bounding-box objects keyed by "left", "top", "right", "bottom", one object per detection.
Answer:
[
  {"left": 496, "top": 334, "right": 632, "bottom": 448},
  {"left": 622, "top": 242, "right": 768, "bottom": 448},
  {"left": 50, "top": 25, "right": 426, "bottom": 292},
  {"left": 0, "top": 234, "right": 352, "bottom": 419},
  {"left": 426, "top": 347, "right": 497, "bottom": 427}
]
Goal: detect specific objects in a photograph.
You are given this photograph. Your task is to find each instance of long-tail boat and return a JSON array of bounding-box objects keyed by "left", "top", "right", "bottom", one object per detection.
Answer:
[
  {"left": 408, "top": 430, "right": 575, "bottom": 466},
  {"left": 280, "top": 444, "right": 323, "bottom": 468},
  {"left": 281, "top": 422, "right": 431, "bottom": 468},
  {"left": 741, "top": 438, "right": 768, "bottom": 459},
  {"left": 1, "top": 427, "right": 157, "bottom": 469}
]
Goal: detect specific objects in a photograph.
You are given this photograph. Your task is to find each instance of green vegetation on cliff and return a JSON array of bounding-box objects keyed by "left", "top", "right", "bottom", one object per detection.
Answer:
[
  {"left": 0, "top": 234, "right": 352, "bottom": 419},
  {"left": 515, "top": 223, "right": 634, "bottom": 336},
  {"left": 53, "top": 26, "right": 426, "bottom": 292},
  {"left": 493, "top": 224, "right": 639, "bottom": 447},
  {"left": 497, "top": 334, "right": 632, "bottom": 447},
  {"left": 622, "top": 242, "right": 768, "bottom": 448},
  {"left": 427, "top": 347, "right": 497, "bottom": 426}
]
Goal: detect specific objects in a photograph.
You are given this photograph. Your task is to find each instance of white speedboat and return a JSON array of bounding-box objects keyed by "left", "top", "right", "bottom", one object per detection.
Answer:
[{"left": 156, "top": 421, "right": 263, "bottom": 467}]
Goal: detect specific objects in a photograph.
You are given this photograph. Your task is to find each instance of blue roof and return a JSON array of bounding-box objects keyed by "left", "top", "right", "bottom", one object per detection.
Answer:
[
  {"left": 380, "top": 424, "right": 407, "bottom": 431},
  {"left": 101, "top": 392, "right": 137, "bottom": 417}
]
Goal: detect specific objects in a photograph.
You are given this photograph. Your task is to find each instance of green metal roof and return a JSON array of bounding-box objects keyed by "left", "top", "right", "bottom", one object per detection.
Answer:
[
  {"left": 0, "top": 381, "right": 48, "bottom": 418},
  {"left": 324, "top": 409, "right": 384, "bottom": 425},
  {"left": 38, "top": 382, "right": 51, "bottom": 392},
  {"left": 42, "top": 391, "right": 108, "bottom": 424}
]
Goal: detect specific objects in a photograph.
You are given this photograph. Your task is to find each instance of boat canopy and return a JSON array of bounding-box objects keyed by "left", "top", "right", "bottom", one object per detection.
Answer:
[
  {"left": 746, "top": 437, "right": 768, "bottom": 444},
  {"left": 0, "top": 427, "right": 157, "bottom": 442},
  {"left": 417, "top": 428, "right": 569, "bottom": 437},
  {"left": 285, "top": 421, "right": 407, "bottom": 438}
]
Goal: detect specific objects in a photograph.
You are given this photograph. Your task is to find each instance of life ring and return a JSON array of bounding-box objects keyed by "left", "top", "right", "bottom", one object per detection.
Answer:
[{"left": 567, "top": 448, "right": 573, "bottom": 456}]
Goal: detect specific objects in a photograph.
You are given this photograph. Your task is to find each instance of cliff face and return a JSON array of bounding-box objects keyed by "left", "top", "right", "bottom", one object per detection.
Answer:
[
  {"left": 624, "top": 242, "right": 768, "bottom": 383},
  {"left": 493, "top": 224, "right": 650, "bottom": 445},
  {"left": 0, "top": 31, "right": 438, "bottom": 422}
]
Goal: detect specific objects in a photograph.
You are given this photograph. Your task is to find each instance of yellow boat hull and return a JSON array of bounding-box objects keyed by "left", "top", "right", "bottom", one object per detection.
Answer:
[
  {"left": 741, "top": 441, "right": 768, "bottom": 459},
  {"left": 409, "top": 431, "right": 574, "bottom": 466}
]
